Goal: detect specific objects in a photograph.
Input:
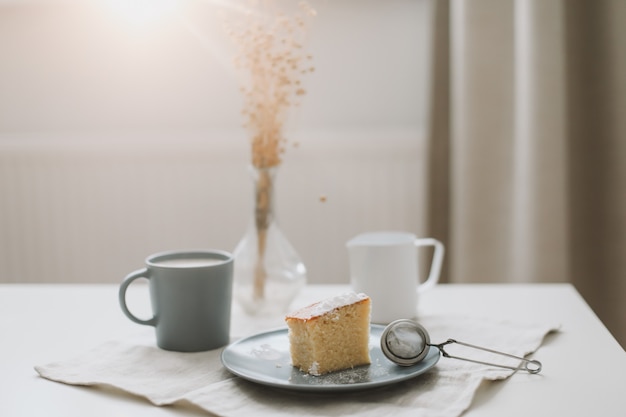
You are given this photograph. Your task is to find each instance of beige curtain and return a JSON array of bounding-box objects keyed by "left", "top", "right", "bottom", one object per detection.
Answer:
[{"left": 426, "top": 0, "right": 626, "bottom": 347}]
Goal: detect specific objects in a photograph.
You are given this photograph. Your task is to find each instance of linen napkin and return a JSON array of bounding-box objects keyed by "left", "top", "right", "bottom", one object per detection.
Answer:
[{"left": 35, "top": 315, "right": 557, "bottom": 417}]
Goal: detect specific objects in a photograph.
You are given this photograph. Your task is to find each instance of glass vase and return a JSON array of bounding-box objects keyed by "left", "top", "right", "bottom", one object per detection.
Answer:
[{"left": 232, "top": 166, "right": 306, "bottom": 316}]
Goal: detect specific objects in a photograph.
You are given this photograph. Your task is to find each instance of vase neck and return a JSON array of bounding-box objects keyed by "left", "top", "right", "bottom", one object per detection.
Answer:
[{"left": 250, "top": 166, "right": 277, "bottom": 230}]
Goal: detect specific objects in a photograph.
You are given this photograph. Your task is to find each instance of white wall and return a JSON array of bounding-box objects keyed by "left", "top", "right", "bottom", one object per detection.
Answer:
[
  {"left": 0, "top": 0, "right": 434, "bottom": 284},
  {"left": 0, "top": 0, "right": 432, "bottom": 133}
]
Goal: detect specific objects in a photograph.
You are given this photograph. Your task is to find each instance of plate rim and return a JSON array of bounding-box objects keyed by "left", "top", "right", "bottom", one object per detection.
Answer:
[{"left": 221, "top": 324, "right": 440, "bottom": 392}]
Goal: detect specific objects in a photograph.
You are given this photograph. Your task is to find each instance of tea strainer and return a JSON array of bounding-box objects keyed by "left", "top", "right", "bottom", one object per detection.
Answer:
[{"left": 380, "top": 319, "right": 542, "bottom": 374}]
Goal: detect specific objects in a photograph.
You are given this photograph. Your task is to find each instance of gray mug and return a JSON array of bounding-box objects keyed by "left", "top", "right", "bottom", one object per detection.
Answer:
[{"left": 119, "top": 249, "right": 234, "bottom": 352}]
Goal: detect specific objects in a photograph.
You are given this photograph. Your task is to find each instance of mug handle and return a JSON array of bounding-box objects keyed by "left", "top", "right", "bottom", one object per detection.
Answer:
[
  {"left": 414, "top": 238, "right": 445, "bottom": 293},
  {"left": 119, "top": 268, "right": 157, "bottom": 326}
]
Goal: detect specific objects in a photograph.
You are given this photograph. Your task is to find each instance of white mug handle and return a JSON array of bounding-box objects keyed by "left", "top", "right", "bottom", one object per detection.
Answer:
[{"left": 414, "top": 238, "right": 445, "bottom": 293}]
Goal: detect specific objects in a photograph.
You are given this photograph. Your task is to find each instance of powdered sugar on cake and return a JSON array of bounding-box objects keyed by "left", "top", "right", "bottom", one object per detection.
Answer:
[
  {"left": 309, "top": 361, "right": 320, "bottom": 376},
  {"left": 287, "top": 292, "right": 369, "bottom": 320}
]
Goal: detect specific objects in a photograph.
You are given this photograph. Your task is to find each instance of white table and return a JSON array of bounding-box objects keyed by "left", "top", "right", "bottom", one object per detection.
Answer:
[{"left": 1, "top": 283, "right": 624, "bottom": 416}]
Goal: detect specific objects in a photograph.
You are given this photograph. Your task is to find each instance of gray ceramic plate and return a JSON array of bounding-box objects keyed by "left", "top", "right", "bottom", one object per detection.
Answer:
[{"left": 221, "top": 324, "right": 440, "bottom": 392}]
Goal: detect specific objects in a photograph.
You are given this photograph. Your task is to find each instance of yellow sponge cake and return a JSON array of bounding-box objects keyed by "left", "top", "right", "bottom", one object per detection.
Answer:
[{"left": 285, "top": 292, "right": 371, "bottom": 375}]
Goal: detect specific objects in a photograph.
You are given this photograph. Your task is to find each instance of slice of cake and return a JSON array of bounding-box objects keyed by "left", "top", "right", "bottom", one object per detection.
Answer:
[{"left": 285, "top": 292, "right": 371, "bottom": 375}]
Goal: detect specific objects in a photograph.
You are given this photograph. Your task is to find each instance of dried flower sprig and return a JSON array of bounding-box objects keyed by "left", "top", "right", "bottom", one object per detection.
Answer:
[
  {"left": 225, "top": 1, "right": 316, "bottom": 304},
  {"left": 225, "top": 0, "right": 316, "bottom": 169}
]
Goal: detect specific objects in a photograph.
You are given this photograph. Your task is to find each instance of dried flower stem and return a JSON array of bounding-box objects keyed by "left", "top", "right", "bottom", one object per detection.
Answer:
[{"left": 253, "top": 167, "right": 273, "bottom": 299}]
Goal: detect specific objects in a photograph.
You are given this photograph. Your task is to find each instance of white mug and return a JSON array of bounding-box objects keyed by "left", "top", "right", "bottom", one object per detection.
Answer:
[{"left": 347, "top": 231, "right": 445, "bottom": 324}]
